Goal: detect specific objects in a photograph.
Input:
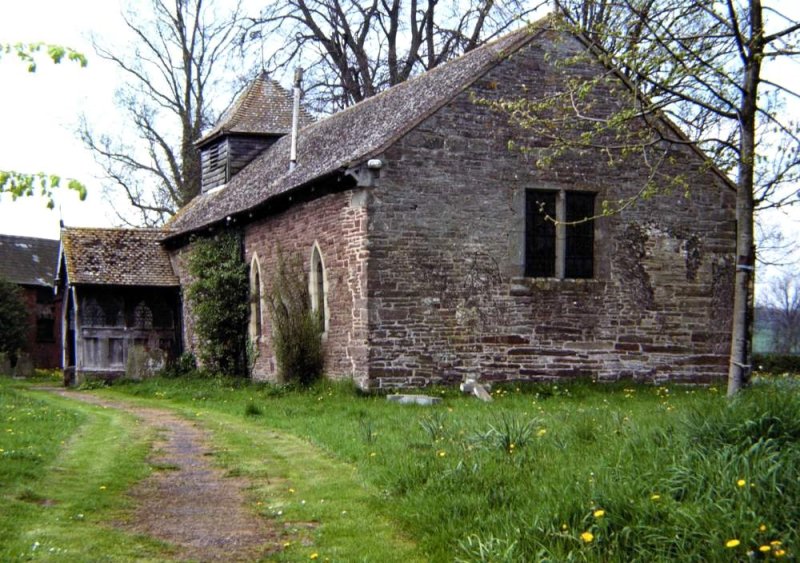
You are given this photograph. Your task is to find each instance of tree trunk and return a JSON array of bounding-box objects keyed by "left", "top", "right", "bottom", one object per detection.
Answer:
[{"left": 727, "top": 0, "right": 763, "bottom": 397}]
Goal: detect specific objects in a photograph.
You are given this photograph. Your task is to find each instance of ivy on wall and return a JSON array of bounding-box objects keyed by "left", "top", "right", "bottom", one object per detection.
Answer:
[{"left": 186, "top": 231, "right": 249, "bottom": 376}]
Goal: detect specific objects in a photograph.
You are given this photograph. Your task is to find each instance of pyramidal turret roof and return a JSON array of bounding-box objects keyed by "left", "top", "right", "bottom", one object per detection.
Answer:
[{"left": 197, "top": 70, "right": 315, "bottom": 146}]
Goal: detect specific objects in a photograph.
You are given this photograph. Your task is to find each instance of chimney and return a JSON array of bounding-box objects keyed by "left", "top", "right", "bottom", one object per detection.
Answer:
[{"left": 289, "top": 67, "right": 303, "bottom": 171}]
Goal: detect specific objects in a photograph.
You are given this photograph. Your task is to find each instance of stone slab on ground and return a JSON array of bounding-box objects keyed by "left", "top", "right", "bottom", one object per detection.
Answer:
[{"left": 386, "top": 394, "right": 442, "bottom": 406}]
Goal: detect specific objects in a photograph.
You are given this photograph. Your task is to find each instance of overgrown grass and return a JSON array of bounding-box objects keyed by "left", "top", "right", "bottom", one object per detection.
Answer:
[
  {"left": 0, "top": 379, "right": 168, "bottom": 560},
  {"left": 101, "top": 376, "right": 799, "bottom": 562}
]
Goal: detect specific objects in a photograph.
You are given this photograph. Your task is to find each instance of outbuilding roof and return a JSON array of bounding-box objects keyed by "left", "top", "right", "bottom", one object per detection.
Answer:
[
  {"left": 0, "top": 234, "right": 60, "bottom": 286},
  {"left": 60, "top": 228, "right": 178, "bottom": 286},
  {"left": 196, "top": 70, "right": 315, "bottom": 147},
  {"left": 166, "top": 21, "right": 543, "bottom": 239}
]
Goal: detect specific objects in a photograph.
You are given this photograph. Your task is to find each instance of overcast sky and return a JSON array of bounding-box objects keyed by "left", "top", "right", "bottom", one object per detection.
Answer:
[{"left": 0, "top": 0, "right": 798, "bottom": 295}]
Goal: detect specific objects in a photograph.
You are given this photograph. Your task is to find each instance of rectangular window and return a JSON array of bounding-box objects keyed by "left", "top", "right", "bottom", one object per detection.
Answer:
[
  {"left": 36, "top": 318, "right": 55, "bottom": 343},
  {"left": 525, "top": 190, "right": 595, "bottom": 279},
  {"left": 525, "top": 191, "right": 557, "bottom": 277},
  {"left": 564, "top": 192, "right": 595, "bottom": 279}
]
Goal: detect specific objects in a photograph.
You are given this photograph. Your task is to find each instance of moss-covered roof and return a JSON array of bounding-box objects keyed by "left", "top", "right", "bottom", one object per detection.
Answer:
[{"left": 61, "top": 228, "right": 178, "bottom": 286}]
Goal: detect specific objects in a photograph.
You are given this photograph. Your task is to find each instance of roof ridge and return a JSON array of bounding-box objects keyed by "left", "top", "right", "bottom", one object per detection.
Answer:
[{"left": 168, "top": 17, "right": 553, "bottom": 238}]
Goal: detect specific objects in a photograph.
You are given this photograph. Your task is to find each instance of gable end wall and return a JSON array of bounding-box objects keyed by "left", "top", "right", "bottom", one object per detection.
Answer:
[{"left": 364, "top": 30, "right": 736, "bottom": 389}]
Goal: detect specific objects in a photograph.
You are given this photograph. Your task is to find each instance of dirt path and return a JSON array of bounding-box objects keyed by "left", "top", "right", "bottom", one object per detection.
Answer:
[{"left": 47, "top": 388, "right": 278, "bottom": 561}]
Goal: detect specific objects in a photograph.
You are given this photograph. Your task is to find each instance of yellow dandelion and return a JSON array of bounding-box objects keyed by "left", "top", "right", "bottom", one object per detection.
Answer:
[
  {"left": 310, "top": 553, "right": 319, "bottom": 560},
  {"left": 99, "top": 485, "right": 107, "bottom": 490},
  {"left": 775, "top": 549, "right": 786, "bottom": 557},
  {"left": 771, "top": 541, "right": 783, "bottom": 547},
  {"left": 593, "top": 509, "right": 605, "bottom": 518},
  {"left": 650, "top": 494, "right": 661, "bottom": 501},
  {"left": 509, "top": 443, "right": 515, "bottom": 449},
  {"left": 759, "top": 524, "right": 767, "bottom": 532},
  {"left": 580, "top": 531, "right": 594, "bottom": 543},
  {"left": 737, "top": 479, "right": 746, "bottom": 487},
  {"left": 369, "top": 452, "right": 376, "bottom": 457},
  {"left": 561, "top": 523, "right": 569, "bottom": 531},
  {"left": 437, "top": 450, "right": 446, "bottom": 457},
  {"left": 725, "top": 539, "right": 740, "bottom": 548},
  {"left": 537, "top": 429, "right": 547, "bottom": 437},
  {"left": 283, "top": 542, "right": 292, "bottom": 548},
  {"left": 289, "top": 488, "right": 296, "bottom": 493},
  {"left": 759, "top": 545, "right": 772, "bottom": 553}
]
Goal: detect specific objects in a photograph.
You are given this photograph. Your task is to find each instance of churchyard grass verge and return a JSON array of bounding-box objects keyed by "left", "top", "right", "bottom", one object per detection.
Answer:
[
  {"left": 102, "top": 375, "right": 799, "bottom": 562},
  {"left": 0, "top": 378, "right": 167, "bottom": 560}
]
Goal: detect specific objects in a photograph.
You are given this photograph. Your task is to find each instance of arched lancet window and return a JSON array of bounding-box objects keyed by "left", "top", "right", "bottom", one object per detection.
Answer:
[
  {"left": 133, "top": 301, "right": 154, "bottom": 329},
  {"left": 249, "top": 254, "right": 264, "bottom": 342},
  {"left": 309, "top": 243, "right": 329, "bottom": 334}
]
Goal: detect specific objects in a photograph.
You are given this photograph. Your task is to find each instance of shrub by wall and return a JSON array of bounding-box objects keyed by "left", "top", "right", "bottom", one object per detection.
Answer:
[
  {"left": 0, "top": 277, "right": 27, "bottom": 367},
  {"left": 268, "top": 252, "right": 323, "bottom": 386},
  {"left": 186, "top": 231, "right": 249, "bottom": 376}
]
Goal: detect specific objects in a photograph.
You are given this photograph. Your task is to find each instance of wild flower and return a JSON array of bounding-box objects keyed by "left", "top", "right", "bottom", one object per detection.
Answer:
[
  {"left": 580, "top": 531, "right": 594, "bottom": 543},
  {"left": 775, "top": 549, "right": 786, "bottom": 557},
  {"left": 310, "top": 553, "right": 319, "bottom": 560},
  {"left": 759, "top": 545, "right": 772, "bottom": 553},
  {"left": 737, "top": 479, "right": 746, "bottom": 487},
  {"left": 593, "top": 509, "right": 605, "bottom": 518},
  {"left": 725, "top": 539, "right": 740, "bottom": 548},
  {"left": 759, "top": 524, "right": 767, "bottom": 532},
  {"left": 650, "top": 494, "right": 661, "bottom": 501}
]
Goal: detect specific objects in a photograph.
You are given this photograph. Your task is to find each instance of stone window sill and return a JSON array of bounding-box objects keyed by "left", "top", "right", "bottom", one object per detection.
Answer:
[{"left": 510, "top": 277, "right": 604, "bottom": 296}]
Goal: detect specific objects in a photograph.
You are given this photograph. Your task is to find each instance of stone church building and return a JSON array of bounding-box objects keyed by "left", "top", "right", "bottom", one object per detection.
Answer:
[{"left": 63, "top": 20, "right": 736, "bottom": 388}]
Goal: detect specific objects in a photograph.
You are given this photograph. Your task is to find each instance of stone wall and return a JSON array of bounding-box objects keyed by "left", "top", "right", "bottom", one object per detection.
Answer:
[
  {"left": 243, "top": 189, "right": 370, "bottom": 384},
  {"left": 364, "top": 30, "right": 736, "bottom": 389}
]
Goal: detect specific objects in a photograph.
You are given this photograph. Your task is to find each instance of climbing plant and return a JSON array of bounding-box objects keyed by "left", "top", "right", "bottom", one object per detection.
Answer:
[
  {"left": 186, "top": 231, "right": 249, "bottom": 376},
  {"left": 268, "top": 252, "right": 323, "bottom": 386}
]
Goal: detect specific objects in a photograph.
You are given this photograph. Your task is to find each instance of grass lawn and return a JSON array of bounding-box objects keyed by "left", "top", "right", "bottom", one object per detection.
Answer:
[
  {"left": 0, "top": 376, "right": 169, "bottom": 561},
  {"left": 101, "top": 375, "right": 799, "bottom": 562},
  {"left": 3, "top": 373, "right": 798, "bottom": 562}
]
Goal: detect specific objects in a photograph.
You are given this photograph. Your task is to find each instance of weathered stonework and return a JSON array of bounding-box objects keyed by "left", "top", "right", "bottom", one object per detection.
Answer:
[
  {"left": 363, "top": 30, "right": 735, "bottom": 389},
  {"left": 242, "top": 189, "right": 370, "bottom": 384},
  {"left": 170, "top": 26, "right": 736, "bottom": 390}
]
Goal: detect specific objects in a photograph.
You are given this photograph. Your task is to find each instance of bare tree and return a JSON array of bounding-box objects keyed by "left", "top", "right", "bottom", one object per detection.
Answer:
[
  {"left": 246, "top": 0, "right": 545, "bottom": 112},
  {"left": 762, "top": 274, "right": 800, "bottom": 354},
  {"left": 81, "top": 0, "right": 243, "bottom": 226}
]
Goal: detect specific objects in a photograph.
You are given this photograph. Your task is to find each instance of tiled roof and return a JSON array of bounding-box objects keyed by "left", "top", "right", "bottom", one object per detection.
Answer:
[
  {"left": 0, "top": 234, "right": 60, "bottom": 286},
  {"left": 61, "top": 228, "right": 178, "bottom": 286},
  {"left": 167, "top": 22, "right": 544, "bottom": 238},
  {"left": 196, "top": 70, "right": 315, "bottom": 147}
]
